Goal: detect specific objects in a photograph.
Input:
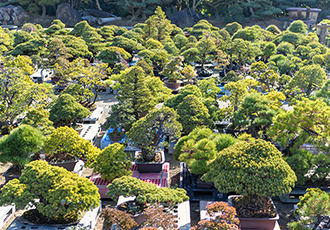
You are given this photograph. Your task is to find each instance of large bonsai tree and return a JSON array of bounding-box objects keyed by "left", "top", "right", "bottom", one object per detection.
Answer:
[
  {"left": 0, "top": 160, "right": 100, "bottom": 223},
  {"left": 127, "top": 106, "right": 182, "bottom": 162},
  {"left": 202, "top": 139, "right": 296, "bottom": 216},
  {"left": 44, "top": 126, "right": 100, "bottom": 167},
  {"left": 0, "top": 125, "right": 45, "bottom": 172},
  {"left": 49, "top": 93, "right": 90, "bottom": 127}
]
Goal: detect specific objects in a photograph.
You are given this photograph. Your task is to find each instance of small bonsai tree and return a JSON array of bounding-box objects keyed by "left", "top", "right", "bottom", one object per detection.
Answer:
[
  {"left": 0, "top": 125, "right": 45, "bottom": 172},
  {"left": 160, "top": 56, "right": 184, "bottom": 83},
  {"left": 106, "top": 176, "right": 189, "bottom": 205},
  {"left": 127, "top": 106, "right": 182, "bottom": 162},
  {"left": 0, "top": 160, "right": 100, "bottom": 224},
  {"left": 93, "top": 143, "right": 132, "bottom": 182},
  {"left": 202, "top": 139, "right": 297, "bottom": 217},
  {"left": 44, "top": 126, "right": 100, "bottom": 167},
  {"left": 49, "top": 93, "right": 91, "bottom": 127},
  {"left": 288, "top": 188, "right": 330, "bottom": 230},
  {"left": 191, "top": 202, "right": 240, "bottom": 230}
]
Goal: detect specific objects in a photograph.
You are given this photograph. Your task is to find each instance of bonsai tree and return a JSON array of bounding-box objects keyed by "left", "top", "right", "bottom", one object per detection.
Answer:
[
  {"left": 202, "top": 139, "right": 297, "bottom": 218},
  {"left": 0, "top": 160, "right": 100, "bottom": 224},
  {"left": 0, "top": 125, "right": 45, "bottom": 172},
  {"left": 92, "top": 143, "right": 132, "bottom": 182},
  {"left": 127, "top": 106, "right": 182, "bottom": 162},
  {"left": 22, "top": 106, "right": 55, "bottom": 136},
  {"left": 106, "top": 176, "right": 189, "bottom": 205},
  {"left": 49, "top": 93, "right": 91, "bottom": 127},
  {"left": 44, "top": 126, "right": 100, "bottom": 167},
  {"left": 288, "top": 188, "right": 330, "bottom": 230},
  {"left": 160, "top": 56, "right": 184, "bottom": 83},
  {"left": 191, "top": 202, "right": 240, "bottom": 230}
]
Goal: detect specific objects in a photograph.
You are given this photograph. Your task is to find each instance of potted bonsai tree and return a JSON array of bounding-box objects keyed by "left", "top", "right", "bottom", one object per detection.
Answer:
[
  {"left": 92, "top": 143, "right": 132, "bottom": 182},
  {"left": 0, "top": 125, "right": 45, "bottom": 182},
  {"left": 202, "top": 139, "right": 297, "bottom": 230},
  {"left": 160, "top": 56, "right": 185, "bottom": 90},
  {"left": 106, "top": 176, "right": 188, "bottom": 225},
  {"left": 44, "top": 126, "right": 100, "bottom": 171},
  {"left": 126, "top": 106, "right": 182, "bottom": 172},
  {"left": 0, "top": 160, "right": 100, "bottom": 225}
]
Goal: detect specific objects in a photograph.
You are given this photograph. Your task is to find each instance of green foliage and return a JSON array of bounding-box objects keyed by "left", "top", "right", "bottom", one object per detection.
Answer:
[
  {"left": 225, "top": 22, "right": 243, "bottom": 36},
  {"left": 277, "top": 41, "right": 295, "bottom": 55},
  {"left": 0, "top": 125, "right": 45, "bottom": 168},
  {"left": 244, "top": 0, "right": 282, "bottom": 19},
  {"left": 0, "top": 160, "right": 100, "bottom": 220},
  {"left": 160, "top": 56, "right": 184, "bottom": 82},
  {"left": 288, "top": 20, "right": 308, "bottom": 34},
  {"left": 315, "top": 80, "right": 330, "bottom": 106},
  {"left": 9, "top": 38, "right": 46, "bottom": 56},
  {"left": 109, "top": 36, "right": 144, "bottom": 55},
  {"left": 177, "top": 95, "right": 211, "bottom": 134},
  {"left": 144, "top": 7, "right": 173, "bottom": 41},
  {"left": 96, "top": 46, "right": 131, "bottom": 65},
  {"left": 18, "top": 0, "right": 60, "bottom": 16},
  {"left": 266, "top": 25, "right": 281, "bottom": 35},
  {"left": 202, "top": 139, "right": 297, "bottom": 197},
  {"left": 145, "top": 38, "right": 164, "bottom": 49},
  {"left": 164, "top": 84, "right": 203, "bottom": 109},
  {"left": 232, "top": 27, "right": 260, "bottom": 42},
  {"left": 213, "top": 134, "right": 239, "bottom": 152},
  {"left": 44, "top": 19, "right": 67, "bottom": 35},
  {"left": 289, "top": 64, "right": 326, "bottom": 96},
  {"left": 285, "top": 149, "right": 313, "bottom": 186},
  {"left": 310, "top": 154, "right": 330, "bottom": 183},
  {"left": 93, "top": 143, "right": 132, "bottom": 182},
  {"left": 22, "top": 106, "right": 55, "bottom": 136},
  {"left": 49, "top": 94, "right": 90, "bottom": 127},
  {"left": 127, "top": 107, "right": 182, "bottom": 161},
  {"left": 60, "top": 35, "right": 92, "bottom": 58},
  {"left": 224, "top": 5, "right": 244, "bottom": 24},
  {"left": 13, "top": 31, "right": 34, "bottom": 47},
  {"left": 233, "top": 92, "right": 276, "bottom": 138},
  {"left": 44, "top": 126, "right": 100, "bottom": 167},
  {"left": 273, "top": 31, "right": 304, "bottom": 46},
  {"left": 268, "top": 98, "right": 330, "bottom": 156},
  {"left": 106, "top": 176, "right": 188, "bottom": 204},
  {"left": 288, "top": 189, "right": 330, "bottom": 230},
  {"left": 102, "top": 208, "right": 138, "bottom": 230},
  {"left": 163, "top": 41, "right": 179, "bottom": 56},
  {"left": 98, "top": 26, "right": 115, "bottom": 41},
  {"left": 122, "top": 30, "right": 144, "bottom": 43},
  {"left": 198, "top": 78, "right": 221, "bottom": 98},
  {"left": 69, "top": 21, "right": 91, "bottom": 37}
]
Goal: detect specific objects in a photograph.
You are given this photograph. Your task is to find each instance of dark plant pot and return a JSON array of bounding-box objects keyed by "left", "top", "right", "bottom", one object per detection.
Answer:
[
  {"left": 228, "top": 195, "right": 279, "bottom": 230},
  {"left": 108, "top": 135, "right": 125, "bottom": 142},
  {"left": 164, "top": 81, "right": 181, "bottom": 90},
  {"left": 198, "top": 68, "right": 213, "bottom": 77},
  {"left": 49, "top": 160, "right": 80, "bottom": 172},
  {"left": 3, "top": 165, "right": 21, "bottom": 183},
  {"left": 196, "top": 176, "right": 213, "bottom": 189},
  {"left": 132, "top": 212, "right": 146, "bottom": 225},
  {"left": 135, "top": 151, "right": 165, "bottom": 173}
]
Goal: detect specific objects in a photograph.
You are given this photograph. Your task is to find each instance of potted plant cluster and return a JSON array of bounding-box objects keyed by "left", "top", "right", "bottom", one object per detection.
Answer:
[
  {"left": 0, "top": 125, "right": 45, "bottom": 182},
  {"left": 92, "top": 143, "right": 132, "bottom": 182},
  {"left": 0, "top": 160, "right": 100, "bottom": 225},
  {"left": 105, "top": 176, "right": 188, "bottom": 228},
  {"left": 202, "top": 139, "right": 297, "bottom": 230},
  {"left": 127, "top": 106, "right": 182, "bottom": 172},
  {"left": 44, "top": 126, "right": 100, "bottom": 171}
]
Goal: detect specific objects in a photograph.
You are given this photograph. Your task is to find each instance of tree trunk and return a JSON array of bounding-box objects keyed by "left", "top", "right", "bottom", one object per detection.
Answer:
[
  {"left": 247, "top": 0, "right": 255, "bottom": 16},
  {"left": 95, "top": 0, "right": 102, "bottom": 11},
  {"left": 92, "top": 87, "right": 99, "bottom": 105},
  {"left": 41, "top": 4, "right": 47, "bottom": 18}
]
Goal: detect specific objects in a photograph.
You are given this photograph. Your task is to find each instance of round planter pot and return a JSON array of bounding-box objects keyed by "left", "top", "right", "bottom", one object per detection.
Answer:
[
  {"left": 3, "top": 165, "right": 21, "bottom": 183},
  {"left": 228, "top": 195, "right": 279, "bottom": 230},
  {"left": 164, "top": 81, "right": 181, "bottom": 90},
  {"left": 135, "top": 150, "right": 165, "bottom": 173}
]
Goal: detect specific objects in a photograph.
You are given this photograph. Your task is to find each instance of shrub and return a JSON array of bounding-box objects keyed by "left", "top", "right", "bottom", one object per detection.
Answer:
[
  {"left": 213, "top": 134, "right": 239, "bottom": 152},
  {"left": 93, "top": 143, "right": 132, "bottom": 182},
  {"left": 277, "top": 42, "right": 295, "bottom": 55},
  {"left": 202, "top": 139, "right": 297, "bottom": 198},
  {"left": 288, "top": 20, "right": 308, "bottom": 34},
  {"left": 285, "top": 149, "right": 313, "bottom": 186},
  {"left": 0, "top": 125, "right": 45, "bottom": 170},
  {"left": 0, "top": 160, "right": 100, "bottom": 221},
  {"left": 106, "top": 176, "right": 189, "bottom": 204},
  {"left": 102, "top": 208, "right": 138, "bottom": 229},
  {"left": 225, "top": 21, "right": 243, "bottom": 35},
  {"left": 310, "top": 154, "right": 330, "bottom": 183},
  {"left": 266, "top": 25, "right": 281, "bottom": 35}
]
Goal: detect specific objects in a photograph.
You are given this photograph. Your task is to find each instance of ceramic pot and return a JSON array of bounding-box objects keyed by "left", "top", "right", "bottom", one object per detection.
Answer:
[
  {"left": 135, "top": 150, "right": 165, "bottom": 173},
  {"left": 228, "top": 195, "right": 279, "bottom": 230},
  {"left": 164, "top": 81, "right": 181, "bottom": 90}
]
